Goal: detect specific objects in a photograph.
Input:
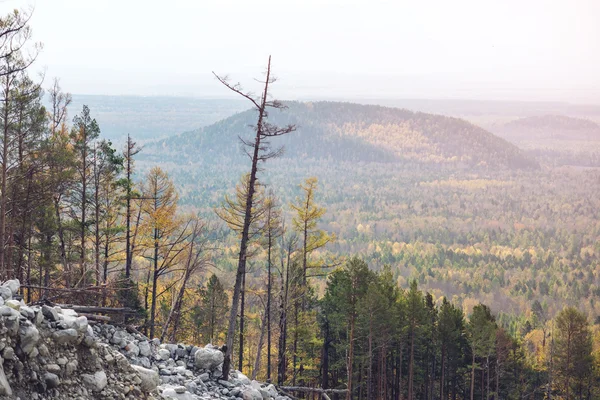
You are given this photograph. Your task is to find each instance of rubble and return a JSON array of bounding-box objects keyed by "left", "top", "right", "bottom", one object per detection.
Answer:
[{"left": 0, "top": 280, "right": 291, "bottom": 400}]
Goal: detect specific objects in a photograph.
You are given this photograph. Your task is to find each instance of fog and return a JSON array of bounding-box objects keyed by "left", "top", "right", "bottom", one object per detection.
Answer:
[{"left": 3, "top": 0, "right": 599, "bottom": 103}]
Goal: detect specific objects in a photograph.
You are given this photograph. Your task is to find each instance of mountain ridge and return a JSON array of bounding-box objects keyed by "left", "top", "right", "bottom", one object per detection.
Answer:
[{"left": 144, "top": 101, "right": 538, "bottom": 170}]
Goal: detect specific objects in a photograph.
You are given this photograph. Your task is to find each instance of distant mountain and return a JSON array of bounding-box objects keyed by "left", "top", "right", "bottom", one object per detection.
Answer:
[
  {"left": 497, "top": 115, "right": 600, "bottom": 141},
  {"left": 59, "top": 95, "right": 248, "bottom": 144},
  {"left": 144, "top": 101, "right": 538, "bottom": 170}
]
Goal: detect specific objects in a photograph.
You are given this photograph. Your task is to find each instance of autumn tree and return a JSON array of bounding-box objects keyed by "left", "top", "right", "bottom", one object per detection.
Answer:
[
  {"left": 140, "top": 166, "right": 187, "bottom": 338},
  {"left": 554, "top": 307, "right": 593, "bottom": 400}
]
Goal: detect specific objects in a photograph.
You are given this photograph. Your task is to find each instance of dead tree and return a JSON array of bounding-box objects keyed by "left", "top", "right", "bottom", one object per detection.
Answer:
[{"left": 213, "top": 55, "right": 295, "bottom": 379}]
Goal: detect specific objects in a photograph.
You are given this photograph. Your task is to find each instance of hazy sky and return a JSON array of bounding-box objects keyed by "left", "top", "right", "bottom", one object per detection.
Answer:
[{"left": 3, "top": 0, "right": 600, "bottom": 103}]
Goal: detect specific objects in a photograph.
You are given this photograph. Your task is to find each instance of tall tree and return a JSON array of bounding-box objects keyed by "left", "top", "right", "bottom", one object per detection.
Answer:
[
  {"left": 140, "top": 166, "right": 186, "bottom": 338},
  {"left": 70, "top": 105, "right": 100, "bottom": 287},
  {"left": 468, "top": 304, "right": 497, "bottom": 400},
  {"left": 213, "top": 55, "right": 295, "bottom": 379},
  {"left": 554, "top": 307, "right": 593, "bottom": 400},
  {"left": 123, "top": 134, "right": 141, "bottom": 279},
  {"left": 290, "top": 177, "right": 335, "bottom": 290},
  {"left": 194, "top": 274, "right": 229, "bottom": 345},
  {"left": 261, "top": 190, "right": 283, "bottom": 382}
]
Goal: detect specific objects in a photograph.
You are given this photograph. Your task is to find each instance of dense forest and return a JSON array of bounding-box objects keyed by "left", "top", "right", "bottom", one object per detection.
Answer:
[{"left": 1, "top": 7, "right": 600, "bottom": 400}]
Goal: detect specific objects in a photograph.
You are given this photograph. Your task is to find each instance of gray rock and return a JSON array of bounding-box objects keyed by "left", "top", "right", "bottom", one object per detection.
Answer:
[
  {"left": 46, "top": 364, "right": 61, "bottom": 374},
  {"left": 0, "top": 286, "right": 11, "bottom": 300},
  {"left": 1, "top": 346, "right": 13, "bottom": 360},
  {"left": 2, "top": 279, "right": 19, "bottom": 296},
  {"left": 42, "top": 305, "right": 59, "bottom": 322},
  {"left": 0, "top": 363, "right": 11, "bottom": 396},
  {"left": 4, "top": 315, "right": 19, "bottom": 336},
  {"left": 5, "top": 299, "right": 20, "bottom": 310},
  {"left": 44, "top": 372, "right": 60, "bottom": 389},
  {"left": 158, "top": 348, "right": 171, "bottom": 360},
  {"left": 132, "top": 365, "right": 160, "bottom": 392},
  {"left": 18, "top": 323, "right": 39, "bottom": 355},
  {"left": 242, "top": 388, "right": 263, "bottom": 400},
  {"left": 138, "top": 340, "right": 151, "bottom": 357},
  {"left": 52, "top": 328, "right": 79, "bottom": 345},
  {"left": 194, "top": 347, "right": 224, "bottom": 371},
  {"left": 0, "top": 306, "right": 16, "bottom": 317},
  {"left": 125, "top": 341, "right": 140, "bottom": 357},
  {"left": 19, "top": 305, "right": 35, "bottom": 319},
  {"left": 82, "top": 370, "right": 107, "bottom": 392}
]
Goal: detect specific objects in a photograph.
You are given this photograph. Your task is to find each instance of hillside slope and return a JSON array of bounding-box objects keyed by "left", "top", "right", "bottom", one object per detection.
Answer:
[
  {"left": 497, "top": 115, "right": 600, "bottom": 141},
  {"left": 144, "top": 101, "right": 537, "bottom": 170}
]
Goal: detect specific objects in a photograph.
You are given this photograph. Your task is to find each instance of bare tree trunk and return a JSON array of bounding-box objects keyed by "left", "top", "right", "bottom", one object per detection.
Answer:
[
  {"left": 470, "top": 354, "right": 475, "bottom": 400},
  {"left": 253, "top": 311, "right": 268, "bottom": 380},
  {"left": 217, "top": 55, "right": 295, "bottom": 380},
  {"left": 149, "top": 226, "right": 158, "bottom": 339}
]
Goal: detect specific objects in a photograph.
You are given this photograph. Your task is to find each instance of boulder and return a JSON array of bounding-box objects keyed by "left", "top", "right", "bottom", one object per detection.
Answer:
[
  {"left": 82, "top": 370, "right": 108, "bottom": 392},
  {"left": 0, "top": 364, "right": 11, "bottom": 396},
  {"left": 18, "top": 323, "right": 40, "bottom": 355},
  {"left": 242, "top": 387, "right": 264, "bottom": 400},
  {"left": 52, "top": 328, "right": 79, "bottom": 345},
  {"left": 2, "top": 279, "right": 19, "bottom": 297},
  {"left": 42, "top": 304, "right": 59, "bottom": 322},
  {"left": 138, "top": 340, "right": 151, "bottom": 357},
  {"left": 5, "top": 300, "right": 20, "bottom": 310},
  {"left": 44, "top": 372, "right": 60, "bottom": 389},
  {"left": 132, "top": 365, "right": 160, "bottom": 392},
  {"left": 0, "top": 286, "right": 11, "bottom": 301},
  {"left": 194, "top": 347, "right": 224, "bottom": 370}
]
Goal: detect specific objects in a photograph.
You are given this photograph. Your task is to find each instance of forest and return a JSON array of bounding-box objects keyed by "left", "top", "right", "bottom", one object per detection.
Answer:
[{"left": 1, "top": 7, "right": 600, "bottom": 400}]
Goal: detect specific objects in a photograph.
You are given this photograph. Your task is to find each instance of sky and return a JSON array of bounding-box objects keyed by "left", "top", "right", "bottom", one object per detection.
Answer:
[{"left": 2, "top": 0, "right": 600, "bottom": 103}]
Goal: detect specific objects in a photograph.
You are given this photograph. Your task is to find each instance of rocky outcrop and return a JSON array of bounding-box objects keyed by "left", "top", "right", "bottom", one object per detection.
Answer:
[{"left": 0, "top": 280, "right": 291, "bottom": 400}]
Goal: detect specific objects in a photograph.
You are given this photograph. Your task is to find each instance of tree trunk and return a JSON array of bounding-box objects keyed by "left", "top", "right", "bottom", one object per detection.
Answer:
[
  {"left": 149, "top": 226, "right": 158, "bottom": 339},
  {"left": 408, "top": 331, "right": 414, "bottom": 400},
  {"left": 440, "top": 345, "right": 446, "bottom": 400},
  {"left": 252, "top": 311, "right": 267, "bottom": 380},
  {"left": 239, "top": 269, "right": 246, "bottom": 372},
  {"left": 223, "top": 56, "right": 274, "bottom": 381},
  {"left": 470, "top": 353, "right": 475, "bottom": 400}
]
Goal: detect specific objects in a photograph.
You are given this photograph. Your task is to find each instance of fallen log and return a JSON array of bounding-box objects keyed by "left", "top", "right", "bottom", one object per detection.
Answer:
[
  {"left": 78, "top": 313, "right": 111, "bottom": 322},
  {"left": 56, "top": 305, "right": 138, "bottom": 315},
  {"left": 279, "top": 386, "right": 347, "bottom": 395}
]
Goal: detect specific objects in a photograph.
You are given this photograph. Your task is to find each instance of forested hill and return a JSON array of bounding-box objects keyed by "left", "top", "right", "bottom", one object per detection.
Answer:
[
  {"left": 498, "top": 114, "right": 600, "bottom": 141},
  {"left": 144, "top": 101, "right": 538, "bottom": 170}
]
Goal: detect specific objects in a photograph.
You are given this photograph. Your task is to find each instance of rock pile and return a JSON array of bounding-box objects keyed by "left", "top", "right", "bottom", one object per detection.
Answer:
[{"left": 0, "top": 280, "right": 291, "bottom": 400}]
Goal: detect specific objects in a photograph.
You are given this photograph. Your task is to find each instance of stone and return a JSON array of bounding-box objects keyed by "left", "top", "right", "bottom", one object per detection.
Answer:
[
  {"left": 158, "top": 348, "right": 171, "bottom": 360},
  {"left": 44, "top": 372, "right": 60, "bottom": 389},
  {"left": 0, "top": 286, "right": 11, "bottom": 300},
  {"left": 4, "top": 315, "right": 19, "bottom": 336},
  {"left": 5, "top": 299, "right": 20, "bottom": 310},
  {"left": 125, "top": 341, "right": 140, "bottom": 357},
  {"left": 18, "top": 323, "right": 40, "bottom": 355},
  {"left": 2, "top": 346, "right": 13, "bottom": 360},
  {"left": 161, "top": 387, "right": 196, "bottom": 400},
  {"left": 2, "top": 279, "right": 19, "bottom": 296},
  {"left": 42, "top": 304, "right": 59, "bottom": 322},
  {"left": 0, "top": 363, "right": 11, "bottom": 396},
  {"left": 138, "top": 340, "right": 151, "bottom": 357},
  {"left": 52, "top": 328, "right": 79, "bottom": 345},
  {"left": 242, "top": 388, "right": 263, "bottom": 400},
  {"left": 193, "top": 347, "right": 224, "bottom": 370},
  {"left": 0, "top": 306, "right": 15, "bottom": 317},
  {"left": 46, "top": 364, "right": 61, "bottom": 374},
  {"left": 19, "top": 305, "right": 35, "bottom": 319},
  {"left": 82, "top": 370, "right": 107, "bottom": 392},
  {"left": 132, "top": 365, "right": 159, "bottom": 392}
]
